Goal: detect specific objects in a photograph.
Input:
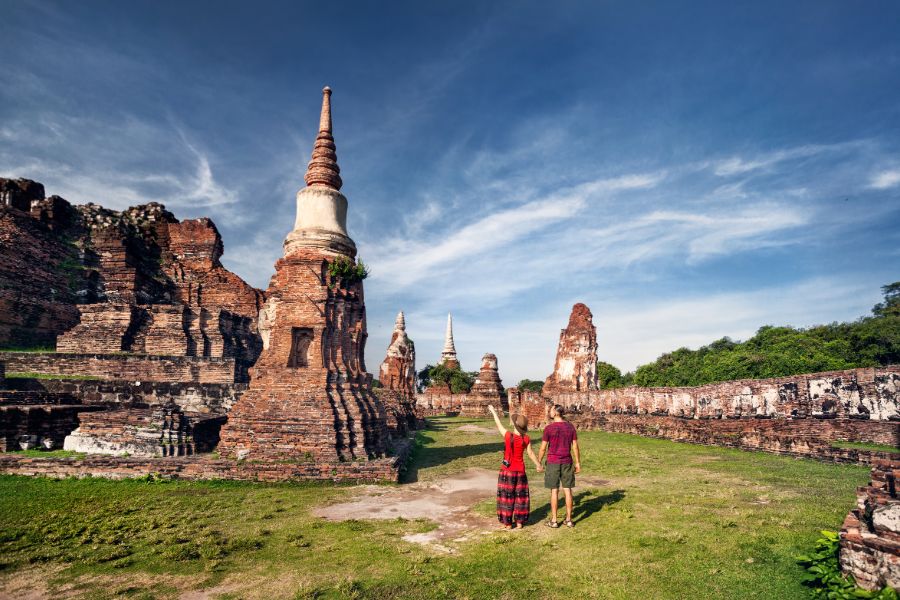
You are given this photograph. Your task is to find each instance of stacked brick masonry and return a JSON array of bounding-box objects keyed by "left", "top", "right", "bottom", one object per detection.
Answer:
[
  {"left": 0, "top": 180, "right": 263, "bottom": 358},
  {"left": 375, "top": 388, "right": 420, "bottom": 435},
  {"left": 0, "top": 437, "right": 412, "bottom": 483},
  {"left": 0, "top": 404, "right": 104, "bottom": 451},
  {"left": 5, "top": 377, "right": 245, "bottom": 413},
  {"left": 0, "top": 204, "right": 80, "bottom": 347},
  {"left": 218, "top": 251, "right": 390, "bottom": 463},
  {"left": 0, "top": 352, "right": 238, "bottom": 384},
  {"left": 840, "top": 459, "right": 900, "bottom": 590},
  {"left": 64, "top": 407, "right": 226, "bottom": 457}
]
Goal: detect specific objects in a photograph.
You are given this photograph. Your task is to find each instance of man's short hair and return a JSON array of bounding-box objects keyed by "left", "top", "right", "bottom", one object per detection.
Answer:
[{"left": 553, "top": 404, "right": 565, "bottom": 417}]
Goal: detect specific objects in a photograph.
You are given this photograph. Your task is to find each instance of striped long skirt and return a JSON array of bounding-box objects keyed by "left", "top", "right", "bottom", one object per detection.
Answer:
[{"left": 496, "top": 470, "right": 530, "bottom": 526}]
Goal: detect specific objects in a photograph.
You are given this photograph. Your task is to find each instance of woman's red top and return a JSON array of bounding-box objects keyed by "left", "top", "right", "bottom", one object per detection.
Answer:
[{"left": 502, "top": 431, "right": 530, "bottom": 473}]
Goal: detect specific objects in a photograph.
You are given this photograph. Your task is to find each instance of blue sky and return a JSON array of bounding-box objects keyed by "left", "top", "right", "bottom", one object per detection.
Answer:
[{"left": 2, "top": 1, "right": 899, "bottom": 384}]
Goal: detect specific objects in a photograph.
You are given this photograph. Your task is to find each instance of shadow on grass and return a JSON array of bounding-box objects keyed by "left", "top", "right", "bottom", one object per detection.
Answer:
[
  {"left": 401, "top": 426, "right": 502, "bottom": 484},
  {"left": 529, "top": 488, "right": 625, "bottom": 525}
]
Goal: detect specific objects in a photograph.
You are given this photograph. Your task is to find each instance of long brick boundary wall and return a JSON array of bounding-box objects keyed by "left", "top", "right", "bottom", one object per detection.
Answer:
[
  {"left": 5, "top": 378, "right": 246, "bottom": 414},
  {"left": 0, "top": 352, "right": 238, "bottom": 384},
  {"left": 506, "top": 366, "right": 900, "bottom": 464},
  {"left": 0, "top": 436, "right": 414, "bottom": 483}
]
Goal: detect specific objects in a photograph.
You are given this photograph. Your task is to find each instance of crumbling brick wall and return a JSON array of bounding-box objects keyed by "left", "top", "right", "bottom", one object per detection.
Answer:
[
  {"left": 0, "top": 352, "right": 237, "bottom": 384},
  {"left": 840, "top": 459, "right": 900, "bottom": 590}
]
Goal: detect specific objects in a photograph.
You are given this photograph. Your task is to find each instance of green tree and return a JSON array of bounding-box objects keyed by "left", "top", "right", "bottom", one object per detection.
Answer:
[
  {"left": 596, "top": 361, "right": 625, "bottom": 389},
  {"left": 516, "top": 379, "right": 544, "bottom": 392},
  {"left": 418, "top": 363, "right": 476, "bottom": 394}
]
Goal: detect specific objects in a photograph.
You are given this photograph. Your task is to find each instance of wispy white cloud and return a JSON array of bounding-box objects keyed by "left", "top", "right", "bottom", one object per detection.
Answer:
[{"left": 869, "top": 168, "right": 900, "bottom": 190}]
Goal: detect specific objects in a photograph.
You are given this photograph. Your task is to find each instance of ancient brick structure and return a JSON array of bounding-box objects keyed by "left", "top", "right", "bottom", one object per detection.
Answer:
[
  {"left": 508, "top": 365, "right": 900, "bottom": 464},
  {"left": 0, "top": 444, "right": 411, "bottom": 482},
  {"left": 840, "top": 459, "right": 900, "bottom": 590},
  {"left": 379, "top": 312, "right": 416, "bottom": 395},
  {"left": 460, "top": 353, "right": 507, "bottom": 417},
  {"left": 0, "top": 177, "right": 45, "bottom": 211},
  {"left": 0, "top": 177, "right": 263, "bottom": 357},
  {"left": 217, "top": 87, "right": 391, "bottom": 464},
  {"left": 0, "top": 351, "right": 239, "bottom": 384},
  {"left": 64, "top": 405, "right": 225, "bottom": 457},
  {"left": 544, "top": 303, "right": 599, "bottom": 394},
  {"left": 5, "top": 377, "right": 245, "bottom": 414},
  {"left": 378, "top": 311, "right": 418, "bottom": 434}
]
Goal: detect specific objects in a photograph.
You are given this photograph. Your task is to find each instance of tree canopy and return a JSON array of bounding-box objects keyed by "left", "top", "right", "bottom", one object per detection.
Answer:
[
  {"left": 607, "top": 282, "right": 900, "bottom": 388},
  {"left": 418, "top": 363, "right": 477, "bottom": 394},
  {"left": 516, "top": 379, "right": 544, "bottom": 392}
]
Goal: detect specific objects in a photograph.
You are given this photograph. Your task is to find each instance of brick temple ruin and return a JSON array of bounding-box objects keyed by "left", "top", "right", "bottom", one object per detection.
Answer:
[
  {"left": 376, "top": 311, "right": 420, "bottom": 435},
  {"left": 0, "top": 87, "right": 411, "bottom": 481}
]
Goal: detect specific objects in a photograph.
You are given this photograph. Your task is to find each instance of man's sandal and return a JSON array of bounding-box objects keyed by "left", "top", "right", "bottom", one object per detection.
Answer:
[
  {"left": 564, "top": 520, "right": 575, "bottom": 528},
  {"left": 546, "top": 520, "right": 559, "bottom": 528}
]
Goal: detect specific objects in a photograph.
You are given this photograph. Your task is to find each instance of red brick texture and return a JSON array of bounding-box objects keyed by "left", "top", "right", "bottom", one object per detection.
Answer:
[
  {"left": 840, "top": 459, "right": 900, "bottom": 590},
  {"left": 544, "top": 303, "right": 599, "bottom": 394},
  {"left": 508, "top": 366, "right": 900, "bottom": 464},
  {"left": 217, "top": 250, "right": 390, "bottom": 463},
  {"left": 0, "top": 352, "right": 238, "bottom": 384}
]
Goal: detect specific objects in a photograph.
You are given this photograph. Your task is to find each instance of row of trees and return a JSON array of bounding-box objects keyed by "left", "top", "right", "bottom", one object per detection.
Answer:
[{"left": 601, "top": 282, "right": 900, "bottom": 388}]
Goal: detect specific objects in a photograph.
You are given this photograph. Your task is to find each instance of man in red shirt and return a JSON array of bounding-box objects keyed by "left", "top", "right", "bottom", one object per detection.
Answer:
[{"left": 537, "top": 404, "right": 581, "bottom": 528}]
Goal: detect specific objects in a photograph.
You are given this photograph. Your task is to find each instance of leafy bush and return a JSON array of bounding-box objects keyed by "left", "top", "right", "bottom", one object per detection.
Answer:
[
  {"left": 796, "top": 530, "right": 898, "bottom": 599},
  {"left": 327, "top": 257, "right": 369, "bottom": 287}
]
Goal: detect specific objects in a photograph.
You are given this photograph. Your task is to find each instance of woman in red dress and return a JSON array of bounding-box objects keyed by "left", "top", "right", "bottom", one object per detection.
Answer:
[{"left": 488, "top": 404, "right": 541, "bottom": 529}]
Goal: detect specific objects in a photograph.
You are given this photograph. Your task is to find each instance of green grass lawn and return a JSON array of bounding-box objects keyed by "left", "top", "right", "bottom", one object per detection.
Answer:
[{"left": 0, "top": 416, "right": 871, "bottom": 599}]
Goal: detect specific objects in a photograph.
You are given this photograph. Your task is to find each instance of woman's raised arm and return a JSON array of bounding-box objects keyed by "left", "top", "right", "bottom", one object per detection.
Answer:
[{"left": 487, "top": 405, "right": 507, "bottom": 437}]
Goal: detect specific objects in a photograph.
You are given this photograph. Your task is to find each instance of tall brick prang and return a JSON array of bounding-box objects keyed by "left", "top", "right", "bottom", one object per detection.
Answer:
[
  {"left": 544, "top": 302, "right": 598, "bottom": 394},
  {"left": 217, "top": 87, "right": 390, "bottom": 463}
]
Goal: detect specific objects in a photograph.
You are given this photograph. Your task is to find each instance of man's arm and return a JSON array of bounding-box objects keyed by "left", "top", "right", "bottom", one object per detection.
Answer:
[
  {"left": 537, "top": 440, "right": 548, "bottom": 468},
  {"left": 572, "top": 439, "right": 581, "bottom": 474}
]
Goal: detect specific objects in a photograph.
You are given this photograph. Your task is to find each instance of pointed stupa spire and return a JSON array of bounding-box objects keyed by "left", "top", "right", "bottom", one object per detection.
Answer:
[
  {"left": 440, "top": 312, "right": 459, "bottom": 368},
  {"left": 395, "top": 311, "right": 406, "bottom": 331},
  {"left": 304, "top": 86, "right": 343, "bottom": 191}
]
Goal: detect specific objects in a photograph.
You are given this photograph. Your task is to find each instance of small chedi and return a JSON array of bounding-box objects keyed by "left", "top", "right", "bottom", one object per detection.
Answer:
[
  {"left": 377, "top": 311, "right": 419, "bottom": 435},
  {"left": 461, "top": 353, "right": 506, "bottom": 417},
  {"left": 217, "top": 87, "right": 391, "bottom": 462},
  {"left": 544, "top": 302, "right": 599, "bottom": 394}
]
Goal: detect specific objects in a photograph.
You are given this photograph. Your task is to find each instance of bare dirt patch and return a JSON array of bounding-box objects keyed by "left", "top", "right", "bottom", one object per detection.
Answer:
[
  {"left": 313, "top": 468, "right": 499, "bottom": 551},
  {"left": 456, "top": 424, "right": 497, "bottom": 435}
]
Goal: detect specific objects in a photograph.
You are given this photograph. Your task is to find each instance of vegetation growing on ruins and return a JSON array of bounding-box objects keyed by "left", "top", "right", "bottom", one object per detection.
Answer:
[
  {"left": 796, "top": 531, "right": 898, "bottom": 599},
  {"left": 623, "top": 282, "right": 900, "bottom": 387},
  {"left": 417, "top": 363, "right": 477, "bottom": 393},
  {"left": 326, "top": 256, "right": 369, "bottom": 287},
  {"left": 0, "top": 416, "right": 872, "bottom": 598}
]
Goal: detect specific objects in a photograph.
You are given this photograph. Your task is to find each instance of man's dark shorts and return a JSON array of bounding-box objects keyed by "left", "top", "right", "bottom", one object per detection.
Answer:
[{"left": 544, "top": 462, "right": 575, "bottom": 489}]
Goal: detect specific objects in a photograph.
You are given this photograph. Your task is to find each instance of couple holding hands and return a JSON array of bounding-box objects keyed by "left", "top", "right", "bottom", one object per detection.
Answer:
[{"left": 487, "top": 403, "right": 581, "bottom": 530}]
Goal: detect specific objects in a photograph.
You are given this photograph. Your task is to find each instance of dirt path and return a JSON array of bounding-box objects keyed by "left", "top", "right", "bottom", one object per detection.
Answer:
[
  {"left": 314, "top": 467, "right": 611, "bottom": 552},
  {"left": 313, "top": 468, "right": 498, "bottom": 552}
]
